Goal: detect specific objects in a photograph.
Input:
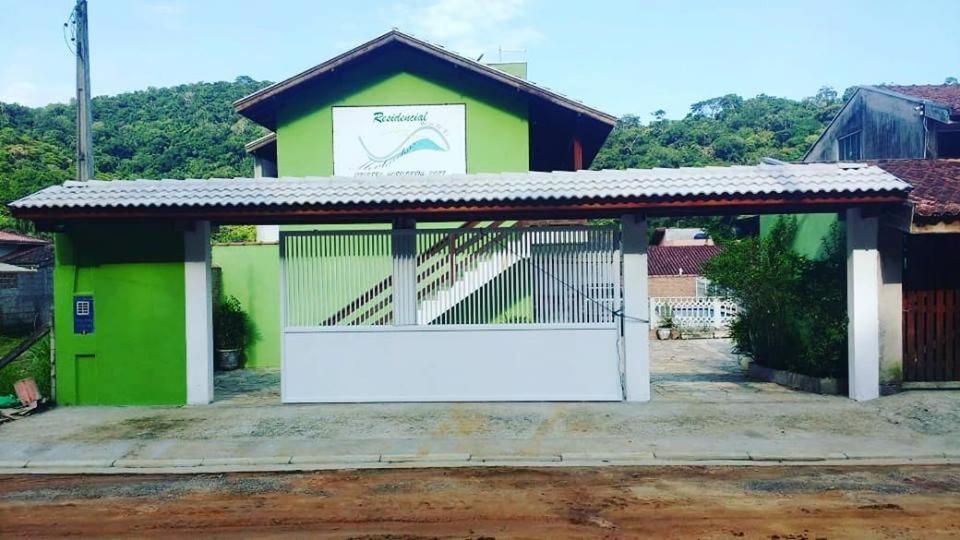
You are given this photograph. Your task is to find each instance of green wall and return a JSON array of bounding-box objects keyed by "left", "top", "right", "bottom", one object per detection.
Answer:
[
  {"left": 760, "top": 213, "right": 838, "bottom": 259},
  {"left": 276, "top": 49, "right": 529, "bottom": 176},
  {"left": 212, "top": 244, "right": 280, "bottom": 368},
  {"left": 53, "top": 224, "right": 187, "bottom": 405}
]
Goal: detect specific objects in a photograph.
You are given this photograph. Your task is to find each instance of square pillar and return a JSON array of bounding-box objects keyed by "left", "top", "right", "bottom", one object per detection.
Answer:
[
  {"left": 622, "top": 214, "right": 650, "bottom": 402},
  {"left": 846, "top": 208, "right": 881, "bottom": 401},
  {"left": 184, "top": 220, "right": 214, "bottom": 405},
  {"left": 392, "top": 219, "right": 417, "bottom": 325}
]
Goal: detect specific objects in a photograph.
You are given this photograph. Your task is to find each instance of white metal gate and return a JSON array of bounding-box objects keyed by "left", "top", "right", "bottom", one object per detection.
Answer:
[{"left": 279, "top": 226, "right": 623, "bottom": 402}]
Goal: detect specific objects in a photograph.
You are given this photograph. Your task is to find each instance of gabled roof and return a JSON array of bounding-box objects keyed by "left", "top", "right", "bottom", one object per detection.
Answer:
[
  {"left": 876, "top": 159, "right": 960, "bottom": 219},
  {"left": 648, "top": 245, "right": 722, "bottom": 276},
  {"left": 8, "top": 163, "right": 909, "bottom": 223},
  {"left": 233, "top": 30, "right": 617, "bottom": 131}
]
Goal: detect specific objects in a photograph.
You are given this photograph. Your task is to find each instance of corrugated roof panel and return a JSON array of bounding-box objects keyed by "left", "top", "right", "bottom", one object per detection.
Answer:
[{"left": 9, "top": 163, "right": 909, "bottom": 211}]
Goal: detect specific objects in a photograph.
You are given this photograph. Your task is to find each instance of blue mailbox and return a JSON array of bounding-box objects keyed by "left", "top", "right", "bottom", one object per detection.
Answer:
[{"left": 74, "top": 295, "right": 94, "bottom": 334}]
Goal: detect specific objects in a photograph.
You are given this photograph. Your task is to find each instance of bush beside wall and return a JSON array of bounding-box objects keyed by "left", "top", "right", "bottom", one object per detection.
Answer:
[{"left": 702, "top": 216, "right": 847, "bottom": 379}]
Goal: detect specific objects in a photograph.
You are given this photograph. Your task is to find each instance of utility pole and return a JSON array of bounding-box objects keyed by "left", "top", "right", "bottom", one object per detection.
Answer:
[{"left": 72, "top": 0, "right": 94, "bottom": 181}]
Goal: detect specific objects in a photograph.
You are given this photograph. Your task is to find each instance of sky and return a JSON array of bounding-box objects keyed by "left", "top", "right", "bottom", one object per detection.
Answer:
[{"left": 1, "top": 0, "right": 958, "bottom": 119}]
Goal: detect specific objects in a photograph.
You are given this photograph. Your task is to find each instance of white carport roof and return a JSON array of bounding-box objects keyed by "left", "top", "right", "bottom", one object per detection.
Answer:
[{"left": 8, "top": 162, "right": 910, "bottom": 224}]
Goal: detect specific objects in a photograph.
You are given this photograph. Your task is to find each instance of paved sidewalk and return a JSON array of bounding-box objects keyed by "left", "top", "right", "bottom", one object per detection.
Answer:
[
  {"left": 1, "top": 390, "right": 958, "bottom": 472},
  {"left": 1, "top": 340, "right": 958, "bottom": 473}
]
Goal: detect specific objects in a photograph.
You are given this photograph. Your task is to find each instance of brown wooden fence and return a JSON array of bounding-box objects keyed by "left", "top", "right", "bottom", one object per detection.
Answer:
[{"left": 902, "top": 234, "right": 960, "bottom": 382}]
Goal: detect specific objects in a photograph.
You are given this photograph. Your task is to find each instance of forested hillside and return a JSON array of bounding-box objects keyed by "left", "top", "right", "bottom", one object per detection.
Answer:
[
  {"left": 0, "top": 76, "right": 271, "bottom": 229},
  {"left": 591, "top": 87, "right": 846, "bottom": 170},
  {"left": 1, "top": 80, "right": 846, "bottom": 231}
]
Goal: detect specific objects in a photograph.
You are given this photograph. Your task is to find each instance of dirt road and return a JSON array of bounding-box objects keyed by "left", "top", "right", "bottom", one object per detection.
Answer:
[{"left": 1, "top": 465, "right": 959, "bottom": 538}]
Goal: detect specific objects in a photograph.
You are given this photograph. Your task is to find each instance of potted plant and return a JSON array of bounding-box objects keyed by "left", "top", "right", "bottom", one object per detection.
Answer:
[
  {"left": 656, "top": 309, "right": 674, "bottom": 340},
  {"left": 213, "top": 295, "right": 250, "bottom": 371}
]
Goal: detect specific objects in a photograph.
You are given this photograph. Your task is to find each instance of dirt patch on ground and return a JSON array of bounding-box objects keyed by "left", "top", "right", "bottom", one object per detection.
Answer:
[
  {"left": 876, "top": 393, "right": 960, "bottom": 435},
  {"left": 80, "top": 415, "right": 205, "bottom": 441},
  {"left": 1, "top": 465, "right": 958, "bottom": 538}
]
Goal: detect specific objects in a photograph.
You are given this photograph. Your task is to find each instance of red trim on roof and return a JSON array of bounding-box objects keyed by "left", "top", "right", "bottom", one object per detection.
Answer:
[{"left": 14, "top": 193, "right": 907, "bottom": 225}]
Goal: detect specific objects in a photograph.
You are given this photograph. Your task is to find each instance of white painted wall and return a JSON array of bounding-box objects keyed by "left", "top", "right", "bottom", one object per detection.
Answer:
[
  {"left": 846, "top": 208, "right": 881, "bottom": 401},
  {"left": 621, "top": 214, "right": 650, "bottom": 402},
  {"left": 282, "top": 325, "right": 622, "bottom": 402},
  {"left": 184, "top": 221, "right": 214, "bottom": 405}
]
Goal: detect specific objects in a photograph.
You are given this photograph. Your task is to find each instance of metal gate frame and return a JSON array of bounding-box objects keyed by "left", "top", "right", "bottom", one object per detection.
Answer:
[{"left": 278, "top": 226, "right": 625, "bottom": 402}]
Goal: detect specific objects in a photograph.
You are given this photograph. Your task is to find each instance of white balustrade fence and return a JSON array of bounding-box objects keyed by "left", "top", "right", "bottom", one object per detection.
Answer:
[{"left": 649, "top": 296, "right": 739, "bottom": 330}]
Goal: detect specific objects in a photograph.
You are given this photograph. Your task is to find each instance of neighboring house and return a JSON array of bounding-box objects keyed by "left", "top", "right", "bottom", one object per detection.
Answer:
[
  {"left": 791, "top": 83, "right": 960, "bottom": 389},
  {"left": 765, "top": 84, "right": 960, "bottom": 259},
  {"left": 872, "top": 159, "right": 960, "bottom": 388},
  {"left": 806, "top": 85, "right": 960, "bottom": 162},
  {"left": 647, "top": 229, "right": 720, "bottom": 298},
  {"left": 0, "top": 231, "right": 47, "bottom": 259},
  {"left": 0, "top": 232, "right": 53, "bottom": 333},
  {"left": 648, "top": 246, "right": 720, "bottom": 297}
]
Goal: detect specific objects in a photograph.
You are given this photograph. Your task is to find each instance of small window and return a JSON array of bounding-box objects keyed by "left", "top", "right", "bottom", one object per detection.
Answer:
[
  {"left": 0, "top": 273, "right": 17, "bottom": 289},
  {"left": 838, "top": 131, "right": 862, "bottom": 161},
  {"left": 76, "top": 300, "right": 91, "bottom": 316},
  {"left": 938, "top": 131, "right": 960, "bottom": 158}
]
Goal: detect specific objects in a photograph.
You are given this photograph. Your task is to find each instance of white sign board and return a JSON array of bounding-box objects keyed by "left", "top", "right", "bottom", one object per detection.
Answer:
[{"left": 332, "top": 104, "right": 466, "bottom": 177}]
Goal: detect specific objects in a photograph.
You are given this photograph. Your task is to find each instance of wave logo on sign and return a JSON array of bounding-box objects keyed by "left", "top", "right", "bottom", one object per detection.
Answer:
[{"left": 356, "top": 125, "right": 451, "bottom": 171}]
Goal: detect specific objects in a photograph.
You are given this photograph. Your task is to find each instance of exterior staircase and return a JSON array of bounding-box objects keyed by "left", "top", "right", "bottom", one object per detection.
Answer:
[{"left": 322, "top": 221, "right": 528, "bottom": 326}]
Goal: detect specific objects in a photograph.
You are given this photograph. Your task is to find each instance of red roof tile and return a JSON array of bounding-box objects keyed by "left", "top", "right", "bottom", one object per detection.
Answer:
[
  {"left": 0, "top": 231, "right": 48, "bottom": 245},
  {"left": 876, "top": 159, "right": 960, "bottom": 218},
  {"left": 648, "top": 245, "right": 722, "bottom": 276},
  {"left": 881, "top": 85, "right": 960, "bottom": 115}
]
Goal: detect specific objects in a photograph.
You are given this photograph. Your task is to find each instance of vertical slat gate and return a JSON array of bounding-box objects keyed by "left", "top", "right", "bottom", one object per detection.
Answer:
[{"left": 281, "top": 226, "right": 620, "bottom": 328}]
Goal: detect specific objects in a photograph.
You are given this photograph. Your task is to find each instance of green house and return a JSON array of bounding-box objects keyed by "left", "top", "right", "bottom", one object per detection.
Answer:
[{"left": 43, "top": 30, "right": 617, "bottom": 405}]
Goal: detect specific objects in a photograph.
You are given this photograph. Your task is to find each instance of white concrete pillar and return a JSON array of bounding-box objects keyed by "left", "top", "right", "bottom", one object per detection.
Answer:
[
  {"left": 622, "top": 214, "right": 650, "bottom": 402},
  {"left": 846, "top": 208, "right": 881, "bottom": 401},
  {"left": 392, "top": 219, "right": 417, "bottom": 325},
  {"left": 185, "top": 220, "right": 214, "bottom": 405}
]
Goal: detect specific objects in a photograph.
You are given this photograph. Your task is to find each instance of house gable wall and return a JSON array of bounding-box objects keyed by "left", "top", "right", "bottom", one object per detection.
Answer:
[
  {"left": 275, "top": 47, "right": 530, "bottom": 176},
  {"left": 805, "top": 89, "right": 927, "bottom": 163}
]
